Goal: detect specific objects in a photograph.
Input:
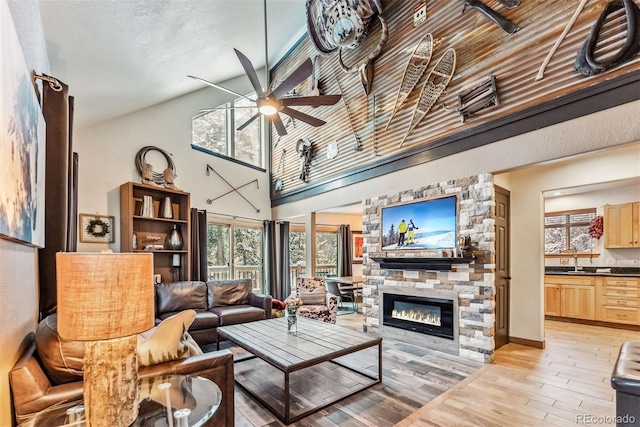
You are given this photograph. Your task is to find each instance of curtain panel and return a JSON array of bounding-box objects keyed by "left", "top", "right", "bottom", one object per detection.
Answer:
[
  {"left": 277, "top": 221, "right": 291, "bottom": 300},
  {"left": 190, "top": 208, "right": 208, "bottom": 281},
  {"left": 264, "top": 220, "right": 291, "bottom": 301},
  {"left": 338, "top": 224, "right": 352, "bottom": 277},
  {"left": 38, "top": 77, "right": 75, "bottom": 320},
  {"left": 263, "top": 220, "right": 277, "bottom": 297}
]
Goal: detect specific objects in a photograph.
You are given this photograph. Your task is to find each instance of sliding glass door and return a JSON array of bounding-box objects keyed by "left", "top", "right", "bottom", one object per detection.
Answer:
[{"left": 206, "top": 221, "right": 264, "bottom": 293}]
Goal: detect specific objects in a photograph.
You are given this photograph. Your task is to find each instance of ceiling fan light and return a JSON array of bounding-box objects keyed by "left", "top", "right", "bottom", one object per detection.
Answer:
[{"left": 259, "top": 104, "right": 278, "bottom": 116}]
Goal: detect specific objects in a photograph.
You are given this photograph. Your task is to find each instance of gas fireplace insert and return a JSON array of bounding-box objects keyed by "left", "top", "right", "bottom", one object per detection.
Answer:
[{"left": 382, "top": 293, "right": 455, "bottom": 340}]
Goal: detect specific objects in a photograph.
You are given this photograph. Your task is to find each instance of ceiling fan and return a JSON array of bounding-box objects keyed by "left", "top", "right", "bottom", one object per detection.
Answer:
[{"left": 188, "top": 49, "right": 341, "bottom": 136}]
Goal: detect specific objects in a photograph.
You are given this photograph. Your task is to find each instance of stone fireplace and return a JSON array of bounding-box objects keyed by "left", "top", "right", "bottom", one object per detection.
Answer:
[{"left": 361, "top": 173, "right": 495, "bottom": 363}]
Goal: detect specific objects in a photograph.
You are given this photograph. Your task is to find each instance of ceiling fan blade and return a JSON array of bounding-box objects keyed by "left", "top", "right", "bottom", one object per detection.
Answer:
[
  {"left": 281, "top": 107, "right": 326, "bottom": 127},
  {"left": 187, "top": 75, "right": 255, "bottom": 102},
  {"left": 272, "top": 113, "right": 287, "bottom": 136},
  {"left": 272, "top": 58, "right": 313, "bottom": 100},
  {"left": 280, "top": 94, "right": 341, "bottom": 107},
  {"left": 236, "top": 112, "right": 261, "bottom": 131},
  {"left": 234, "top": 48, "right": 265, "bottom": 98}
]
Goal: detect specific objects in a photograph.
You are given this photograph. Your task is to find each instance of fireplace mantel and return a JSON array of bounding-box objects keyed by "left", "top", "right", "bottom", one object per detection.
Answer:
[{"left": 369, "top": 256, "right": 474, "bottom": 271}]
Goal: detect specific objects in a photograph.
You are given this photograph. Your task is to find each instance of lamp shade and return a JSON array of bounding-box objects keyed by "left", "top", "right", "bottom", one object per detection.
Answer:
[{"left": 56, "top": 252, "right": 155, "bottom": 341}]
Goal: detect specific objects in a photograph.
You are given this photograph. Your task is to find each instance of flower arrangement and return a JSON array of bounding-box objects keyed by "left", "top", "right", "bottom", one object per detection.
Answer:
[
  {"left": 283, "top": 295, "right": 303, "bottom": 334},
  {"left": 284, "top": 296, "right": 303, "bottom": 308}
]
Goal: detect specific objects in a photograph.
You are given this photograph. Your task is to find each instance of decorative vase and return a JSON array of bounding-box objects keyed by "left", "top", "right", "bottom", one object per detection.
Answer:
[
  {"left": 161, "top": 196, "right": 173, "bottom": 219},
  {"left": 286, "top": 305, "right": 298, "bottom": 335},
  {"left": 164, "top": 225, "right": 183, "bottom": 250}
]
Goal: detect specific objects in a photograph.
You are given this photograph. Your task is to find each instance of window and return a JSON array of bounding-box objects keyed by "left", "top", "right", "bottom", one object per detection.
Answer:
[
  {"left": 206, "top": 220, "right": 264, "bottom": 292},
  {"left": 191, "top": 93, "right": 262, "bottom": 168},
  {"left": 316, "top": 232, "right": 338, "bottom": 277},
  {"left": 289, "top": 230, "right": 306, "bottom": 283},
  {"left": 288, "top": 228, "right": 339, "bottom": 279},
  {"left": 544, "top": 209, "right": 597, "bottom": 254}
]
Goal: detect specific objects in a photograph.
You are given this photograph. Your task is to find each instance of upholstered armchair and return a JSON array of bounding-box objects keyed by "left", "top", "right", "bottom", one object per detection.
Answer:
[{"left": 292, "top": 277, "right": 338, "bottom": 324}]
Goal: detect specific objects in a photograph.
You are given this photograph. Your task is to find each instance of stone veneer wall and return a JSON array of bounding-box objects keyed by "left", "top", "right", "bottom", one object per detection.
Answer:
[{"left": 361, "top": 173, "right": 496, "bottom": 363}]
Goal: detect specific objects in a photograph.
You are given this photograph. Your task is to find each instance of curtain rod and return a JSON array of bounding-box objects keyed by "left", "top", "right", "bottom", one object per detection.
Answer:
[
  {"left": 32, "top": 72, "right": 63, "bottom": 91},
  {"left": 205, "top": 213, "right": 343, "bottom": 228},
  {"left": 285, "top": 221, "right": 345, "bottom": 227},
  {"left": 207, "top": 212, "right": 264, "bottom": 223}
]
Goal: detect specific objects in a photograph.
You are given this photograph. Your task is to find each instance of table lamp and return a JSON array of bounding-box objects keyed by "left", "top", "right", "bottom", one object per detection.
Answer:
[{"left": 56, "top": 252, "right": 154, "bottom": 427}]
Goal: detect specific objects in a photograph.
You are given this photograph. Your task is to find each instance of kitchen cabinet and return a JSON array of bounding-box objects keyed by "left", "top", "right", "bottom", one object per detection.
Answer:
[
  {"left": 544, "top": 284, "right": 561, "bottom": 316},
  {"left": 560, "top": 284, "right": 595, "bottom": 320},
  {"left": 546, "top": 274, "right": 639, "bottom": 326},
  {"left": 604, "top": 202, "right": 640, "bottom": 248},
  {"left": 120, "top": 182, "right": 191, "bottom": 283},
  {"left": 597, "top": 277, "right": 639, "bottom": 325},
  {"left": 544, "top": 275, "right": 595, "bottom": 320}
]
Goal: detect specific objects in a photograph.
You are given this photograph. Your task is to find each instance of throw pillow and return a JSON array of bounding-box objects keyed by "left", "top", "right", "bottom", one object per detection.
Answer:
[
  {"left": 137, "top": 310, "right": 202, "bottom": 367},
  {"left": 272, "top": 299, "right": 286, "bottom": 310},
  {"left": 296, "top": 279, "right": 327, "bottom": 305}
]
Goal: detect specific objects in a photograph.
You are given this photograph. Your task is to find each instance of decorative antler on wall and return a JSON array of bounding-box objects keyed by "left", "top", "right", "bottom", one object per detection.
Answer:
[{"left": 205, "top": 165, "right": 260, "bottom": 213}]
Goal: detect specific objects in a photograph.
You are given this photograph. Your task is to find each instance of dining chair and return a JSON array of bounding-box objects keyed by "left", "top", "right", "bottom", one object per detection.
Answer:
[{"left": 325, "top": 280, "right": 354, "bottom": 311}]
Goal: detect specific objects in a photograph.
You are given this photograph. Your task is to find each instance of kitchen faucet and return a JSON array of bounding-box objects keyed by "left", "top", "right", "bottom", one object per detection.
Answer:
[{"left": 572, "top": 247, "right": 582, "bottom": 271}]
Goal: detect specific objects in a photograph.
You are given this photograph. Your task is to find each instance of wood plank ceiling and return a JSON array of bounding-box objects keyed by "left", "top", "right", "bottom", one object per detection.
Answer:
[{"left": 269, "top": 0, "right": 640, "bottom": 200}]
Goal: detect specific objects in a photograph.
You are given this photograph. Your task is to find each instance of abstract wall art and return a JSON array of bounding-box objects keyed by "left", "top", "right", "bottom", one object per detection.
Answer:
[{"left": 0, "top": 2, "right": 46, "bottom": 247}]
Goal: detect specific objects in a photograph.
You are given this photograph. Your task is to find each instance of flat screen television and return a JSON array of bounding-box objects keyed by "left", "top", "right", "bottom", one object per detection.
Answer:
[{"left": 380, "top": 194, "right": 457, "bottom": 251}]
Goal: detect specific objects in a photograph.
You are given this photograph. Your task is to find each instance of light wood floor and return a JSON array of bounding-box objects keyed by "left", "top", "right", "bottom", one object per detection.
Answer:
[
  {"left": 225, "top": 313, "right": 482, "bottom": 426},
  {"left": 221, "top": 317, "right": 636, "bottom": 426},
  {"left": 397, "top": 320, "right": 638, "bottom": 427}
]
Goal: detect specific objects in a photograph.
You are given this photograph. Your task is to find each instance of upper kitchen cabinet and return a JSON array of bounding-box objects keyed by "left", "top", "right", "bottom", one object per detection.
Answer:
[{"left": 604, "top": 202, "right": 640, "bottom": 248}]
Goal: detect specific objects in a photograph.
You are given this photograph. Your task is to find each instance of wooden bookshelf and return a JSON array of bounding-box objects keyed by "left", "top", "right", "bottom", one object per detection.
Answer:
[{"left": 120, "top": 182, "right": 191, "bottom": 282}]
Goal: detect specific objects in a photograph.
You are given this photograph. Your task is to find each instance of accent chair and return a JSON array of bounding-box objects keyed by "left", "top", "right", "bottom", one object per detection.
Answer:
[{"left": 292, "top": 277, "right": 338, "bottom": 324}]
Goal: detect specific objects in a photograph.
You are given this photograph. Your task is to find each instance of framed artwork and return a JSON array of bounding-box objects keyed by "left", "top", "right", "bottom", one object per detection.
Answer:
[
  {"left": 80, "top": 214, "right": 115, "bottom": 243},
  {"left": 0, "top": 3, "right": 47, "bottom": 247},
  {"left": 352, "top": 231, "right": 363, "bottom": 264}
]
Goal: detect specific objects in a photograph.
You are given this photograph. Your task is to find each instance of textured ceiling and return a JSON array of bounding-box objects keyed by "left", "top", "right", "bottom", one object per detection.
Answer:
[{"left": 38, "top": 0, "right": 306, "bottom": 130}]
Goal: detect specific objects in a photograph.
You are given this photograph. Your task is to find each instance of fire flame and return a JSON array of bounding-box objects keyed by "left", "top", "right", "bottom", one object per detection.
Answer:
[{"left": 392, "top": 308, "right": 441, "bottom": 326}]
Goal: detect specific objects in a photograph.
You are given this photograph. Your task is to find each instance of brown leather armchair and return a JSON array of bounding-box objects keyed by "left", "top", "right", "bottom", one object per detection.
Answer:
[{"left": 9, "top": 332, "right": 235, "bottom": 426}]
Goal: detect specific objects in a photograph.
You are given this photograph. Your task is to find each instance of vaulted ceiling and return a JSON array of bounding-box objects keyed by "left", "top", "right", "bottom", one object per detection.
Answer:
[{"left": 38, "top": 0, "right": 306, "bottom": 130}]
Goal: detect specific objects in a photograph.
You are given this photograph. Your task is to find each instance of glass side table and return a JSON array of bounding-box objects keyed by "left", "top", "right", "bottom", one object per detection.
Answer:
[{"left": 18, "top": 375, "right": 221, "bottom": 427}]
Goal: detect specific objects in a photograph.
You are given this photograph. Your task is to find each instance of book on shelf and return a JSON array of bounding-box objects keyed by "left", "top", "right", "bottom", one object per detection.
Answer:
[{"left": 141, "top": 195, "right": 154, "bottom": 217}]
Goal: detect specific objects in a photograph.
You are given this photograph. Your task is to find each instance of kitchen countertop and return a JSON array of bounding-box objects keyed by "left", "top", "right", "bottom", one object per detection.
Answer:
[{"left": 545, "top": 267, "right": 640, "bottom": 277}]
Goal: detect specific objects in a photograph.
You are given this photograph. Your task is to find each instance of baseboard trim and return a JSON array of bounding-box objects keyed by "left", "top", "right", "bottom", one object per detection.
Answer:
[
  {"left": 545, "top": 316, "right": 640, "bottom": 331},
  {"left": 509, "top": 336, "right": 546, "bottom": 349}
]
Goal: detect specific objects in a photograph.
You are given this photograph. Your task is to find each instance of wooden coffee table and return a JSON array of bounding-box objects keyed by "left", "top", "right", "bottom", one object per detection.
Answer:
[{"left": 217, "top": 317, "right": 382, "bottom": 424}]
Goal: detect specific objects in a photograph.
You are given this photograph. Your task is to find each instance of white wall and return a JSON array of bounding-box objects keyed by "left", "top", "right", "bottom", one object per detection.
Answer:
[
  {"left": 545, "top": 182, "right": 640, "bottom": 267},
  {"left": 1, "top": 1, "right": 49, "bottom": 425},
  {"left": 273, "top": 100, "right": 640, "bottom": 344},
  {"left": 74, "top": 74, "right": 273, "bottom": 253}
]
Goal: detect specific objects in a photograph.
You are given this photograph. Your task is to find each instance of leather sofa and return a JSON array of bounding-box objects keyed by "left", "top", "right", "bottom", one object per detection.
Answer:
[
  {"left": 155, "top": 279, "right": 272, "bottom": 347},
  {"left": 611, "top": 341, "right": 640, "bottom": 427},
  {"left": 9, "top": 332, "right": 235, "bottom": 426}
]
